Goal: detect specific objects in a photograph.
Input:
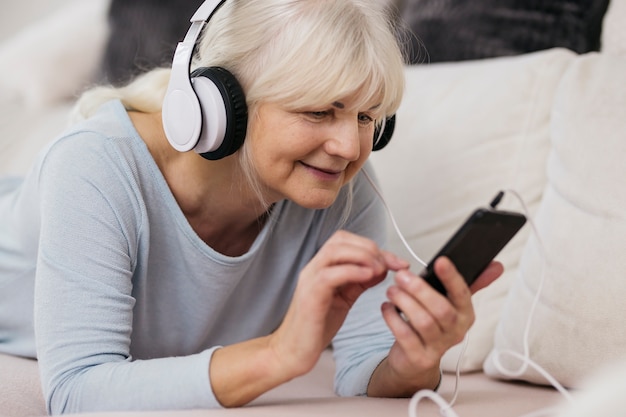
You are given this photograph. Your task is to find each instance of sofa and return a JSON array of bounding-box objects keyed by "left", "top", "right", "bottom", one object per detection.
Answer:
[{"left": 1, "top": 0, "right": 625, "bottom": 416}]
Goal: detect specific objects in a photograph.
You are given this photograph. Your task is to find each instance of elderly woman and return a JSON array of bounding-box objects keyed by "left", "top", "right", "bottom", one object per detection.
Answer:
[{"left": 0, "top": 0, "right": 500, "bottom": 414}]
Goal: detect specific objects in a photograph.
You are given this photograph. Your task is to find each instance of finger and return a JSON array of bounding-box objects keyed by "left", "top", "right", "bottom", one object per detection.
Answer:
[
  {"left": 328, "top": 230, "right": 383, "bottom": 254},
  {"left": 469, "top": 261, "right": 504, "bottom": 293},
  {"left": 432, "top": 257, "right": 473, "bottom": 311},
  {"left": 329, "top": 233, "right": 408, "bottom": 277},
  {"left": 310, "top": 264, "right": 382, "bottom": 295},
  {"left": 392, "top": 269, "right": 457, "bottom": 331},
  {"left": 321, "top": 231, "right": 387, "bottom": 267},
  {"left": 386, "top": 282, "right": 443, "bottom": 342},
  {"left": 314, "top": 238, "right": 385, "bottom": 274},
  {"left": 381, "top": 301, "right": 427, "bottom": 351},
  {"left": 381, "top": 250, "right": 411, "bottom": 271}
]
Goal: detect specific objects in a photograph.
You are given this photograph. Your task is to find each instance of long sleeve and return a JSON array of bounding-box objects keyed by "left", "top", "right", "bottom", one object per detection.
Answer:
[
  {"left": 34, "top": 133, "right": 222, "bottom": 414},
  {"left": 23, "top": 99, "right": 398, "bottom": 414}
]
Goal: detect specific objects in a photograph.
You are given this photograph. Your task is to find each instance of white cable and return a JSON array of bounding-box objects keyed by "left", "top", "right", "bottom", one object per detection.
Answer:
[
  {"left": 490, "top": 189, "right": 573, "bottom": 403},
  {"left": 409, "top": 389, "right": 461, "bottom": 417},
  {"left": 363, "top": 169, "right": 463, "bottom": 415},
  {"left": 496, "top": 350, "right": 574, "bottom": 403},
  {"left": 405, "top": 334, "right": 468, "bottom": 417},
  {"left": 448, "top": 334, "right": 469, "bottom": 408},
  {"left": 362, "top": 170, "right": 427, "bottom": 267},
  {"left": 487, "top": 189, "right": 574, "bottom": 412},
  {"left": 360, "top": 175, "right": 573, "bottom": 415},
  {"left": 401, "top": 189, "right": 573, "bottom": 416}
]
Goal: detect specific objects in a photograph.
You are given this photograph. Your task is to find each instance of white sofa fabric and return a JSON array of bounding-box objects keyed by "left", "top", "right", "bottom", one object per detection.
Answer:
[
  {"left": 1, "top": 0, "right": 625, "bottom": 416},
  {"left": 483, "top": 51, "right": 626, "bottom": 388},
  {"left": 370, "top": 47, "right": 576, "bottom": 373}
]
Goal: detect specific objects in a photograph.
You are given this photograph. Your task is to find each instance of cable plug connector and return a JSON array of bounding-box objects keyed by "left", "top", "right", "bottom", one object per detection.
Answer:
[{"left": 489, "top": 191, "right": 505, "bottom": 209}]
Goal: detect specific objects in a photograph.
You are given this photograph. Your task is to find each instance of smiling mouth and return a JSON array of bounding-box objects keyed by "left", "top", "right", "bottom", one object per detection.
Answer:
[{"left": 300, "top": 161, "right": 342, "bottom": 175}]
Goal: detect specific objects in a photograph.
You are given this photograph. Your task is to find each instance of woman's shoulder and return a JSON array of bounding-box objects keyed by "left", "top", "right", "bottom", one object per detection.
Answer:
[
  {"left": 28, "top": 100, "right": 159, "bottom": 221},
  {"left": 46, "top": 100, "right": 142, "bottom": 157},
  {"left": 37, "top": 100, "right": 152, "bottom": 182}
]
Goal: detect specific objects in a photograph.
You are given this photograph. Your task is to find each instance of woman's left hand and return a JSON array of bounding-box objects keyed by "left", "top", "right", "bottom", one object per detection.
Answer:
[{"left": 368, "top": 256, "right": 503, "bottom": 397}]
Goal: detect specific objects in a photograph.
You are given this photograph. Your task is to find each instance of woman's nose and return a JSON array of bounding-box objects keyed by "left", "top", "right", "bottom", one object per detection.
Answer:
[{"left": 325, "top": 120, "right": 361, "bottom": 161}]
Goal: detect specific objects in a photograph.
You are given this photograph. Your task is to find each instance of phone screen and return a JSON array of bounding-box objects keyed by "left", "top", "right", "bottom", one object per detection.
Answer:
[{"left": 420, "top": 208, "right": 526, "bottom": 295}]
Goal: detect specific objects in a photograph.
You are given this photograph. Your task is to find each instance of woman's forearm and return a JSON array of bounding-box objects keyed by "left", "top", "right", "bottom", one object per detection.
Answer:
[
  {"left": 367, "top": 357, "right": 441, "bottom": 398},
  {"left": 209, "top": 335, "right": 301, "bottom": 407}
]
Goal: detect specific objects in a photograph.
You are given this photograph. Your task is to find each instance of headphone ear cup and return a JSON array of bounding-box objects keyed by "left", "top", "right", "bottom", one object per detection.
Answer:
[
  {"left": 190, "top": 66, "right": 248, "bottom": 160},
  {"left": 372, "top": 114, "right": 395, "bottom": 151}
]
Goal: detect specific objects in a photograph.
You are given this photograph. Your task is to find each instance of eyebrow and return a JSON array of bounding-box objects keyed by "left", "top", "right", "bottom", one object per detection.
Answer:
[{"left": 332, "top": 101, "right": 382, "bottom": 111}]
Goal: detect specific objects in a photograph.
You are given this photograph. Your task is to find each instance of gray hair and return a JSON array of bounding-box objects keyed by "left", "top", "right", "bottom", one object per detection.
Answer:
[{"left": 73, "top": 0, "right": 407, "bottom": 210}]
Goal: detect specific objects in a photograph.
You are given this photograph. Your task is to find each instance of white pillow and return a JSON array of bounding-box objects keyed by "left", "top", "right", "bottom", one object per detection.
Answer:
[
  {"left": 602, "top": 0, "right": 626, "bottom": 56},
  {"left": 555, "top": 360, "right": 626, "bottom": 417},
  {"left": 0, "top": 0, "right": 109, "bottom": 108},
  {"left": 0, "top": 99, "right": 73, "bottom": 177},
  {"left": 0, "top": 0, "right": 73, "bottom": 42},
  {"left": 484, "top": 52, "right": 626, "bottom": 388},
  {"left": 369, "top": 48, "right": 575, "bottom": 373}
]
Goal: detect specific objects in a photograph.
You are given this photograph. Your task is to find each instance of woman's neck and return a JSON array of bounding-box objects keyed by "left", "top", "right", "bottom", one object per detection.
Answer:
[{"left": 129, "top": 110, "right": 272, "bottom": 256}]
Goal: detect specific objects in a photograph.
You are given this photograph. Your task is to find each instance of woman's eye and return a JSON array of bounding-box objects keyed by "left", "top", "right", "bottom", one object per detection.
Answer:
[
  {"left": 306, "top": 111, "right": 329, "bottom": 119},
  {"left": 358, "top": 113, "right": 374, "bottom": 125}
]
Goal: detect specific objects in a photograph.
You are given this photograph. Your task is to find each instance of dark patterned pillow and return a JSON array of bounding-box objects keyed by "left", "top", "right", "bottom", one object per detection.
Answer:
[
  {"left": 100, "top": 0, "right": 202, "bottom": 86},
  {"left": 400, "top": 0, "right": 611, "bottom": 64}
]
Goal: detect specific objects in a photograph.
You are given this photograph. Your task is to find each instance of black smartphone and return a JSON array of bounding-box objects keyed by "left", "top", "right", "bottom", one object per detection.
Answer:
[{"left": 420, "top": 207, "right": 527, "bottom": 295}]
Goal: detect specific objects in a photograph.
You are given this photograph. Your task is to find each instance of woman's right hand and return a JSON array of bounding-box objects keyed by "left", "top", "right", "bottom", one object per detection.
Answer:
[
  {"left": 270, "top": 230, "right": 409, "bottom": 376},
  {"left": 209, "top": 230, "right": 408, "bottom": 407}
]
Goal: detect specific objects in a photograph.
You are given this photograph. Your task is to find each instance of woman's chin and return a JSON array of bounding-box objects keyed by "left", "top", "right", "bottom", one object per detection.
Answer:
[{"left": 291, "top": 191, "right": 339, "bottom": 210}]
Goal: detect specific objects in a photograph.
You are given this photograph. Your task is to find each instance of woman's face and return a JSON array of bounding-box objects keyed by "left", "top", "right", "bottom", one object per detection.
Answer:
[{"left": 247, "top": 94, "right": 379, "bottom": 209}]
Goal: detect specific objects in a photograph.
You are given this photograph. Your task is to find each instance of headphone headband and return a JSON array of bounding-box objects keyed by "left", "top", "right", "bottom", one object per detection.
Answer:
[
  {"left": 162, "top": 0, "right": 230, "bottom": 152},
  {"left": 191, "top": 0, "right": 228, "bottom": 22},
  {"left": 162, "top": 0, "right": 394, "bottom": 158}
]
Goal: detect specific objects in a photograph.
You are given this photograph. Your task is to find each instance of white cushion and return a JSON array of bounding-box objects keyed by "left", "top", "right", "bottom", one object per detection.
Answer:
[
  {"left": 484, "top": 52, "right": 626, "bottom": 387},
  {"left": 0, "top": 0, "right": 73, "bottom": 42},
  {"left": 555, "top": 360, "right": 626, "bottom": 417},
  {"left": 602, "top": 0, "right": 626, "bottom": 56},
  {"left": 0, "top": 0, "right": 109, "bottom": 108},
  {"left": 369, "top": 48, "right": 575, "bottom": 373},
  {"left": 0, "top": 98, "right": 73, "bottom": 177}
]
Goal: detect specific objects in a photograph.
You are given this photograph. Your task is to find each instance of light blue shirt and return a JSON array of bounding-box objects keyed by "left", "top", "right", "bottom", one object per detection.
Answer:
[{"left": 0, "top": 100, "right": 395, "bottom": 414}]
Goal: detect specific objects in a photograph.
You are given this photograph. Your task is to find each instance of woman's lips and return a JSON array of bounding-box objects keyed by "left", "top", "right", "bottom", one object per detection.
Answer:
[{"left": 300, "top": 161, "right": 343, "bottom": 180}]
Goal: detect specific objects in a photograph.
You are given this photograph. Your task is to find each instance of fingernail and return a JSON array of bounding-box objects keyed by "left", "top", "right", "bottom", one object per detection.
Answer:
[
  {"left": 392, "top": 253, "right": 409, "bottom": 266},
  {"left": 396, "top": 270, "right": 412, "bottom": 285}
]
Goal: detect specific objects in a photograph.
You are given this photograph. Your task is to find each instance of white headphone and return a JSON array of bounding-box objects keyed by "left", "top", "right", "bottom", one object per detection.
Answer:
[
  {"left": 162, "top": 0, "right": 395, "bottom": 161},
  {"left": 162, "top": 0, "right": 247, "bottom": 160}
]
